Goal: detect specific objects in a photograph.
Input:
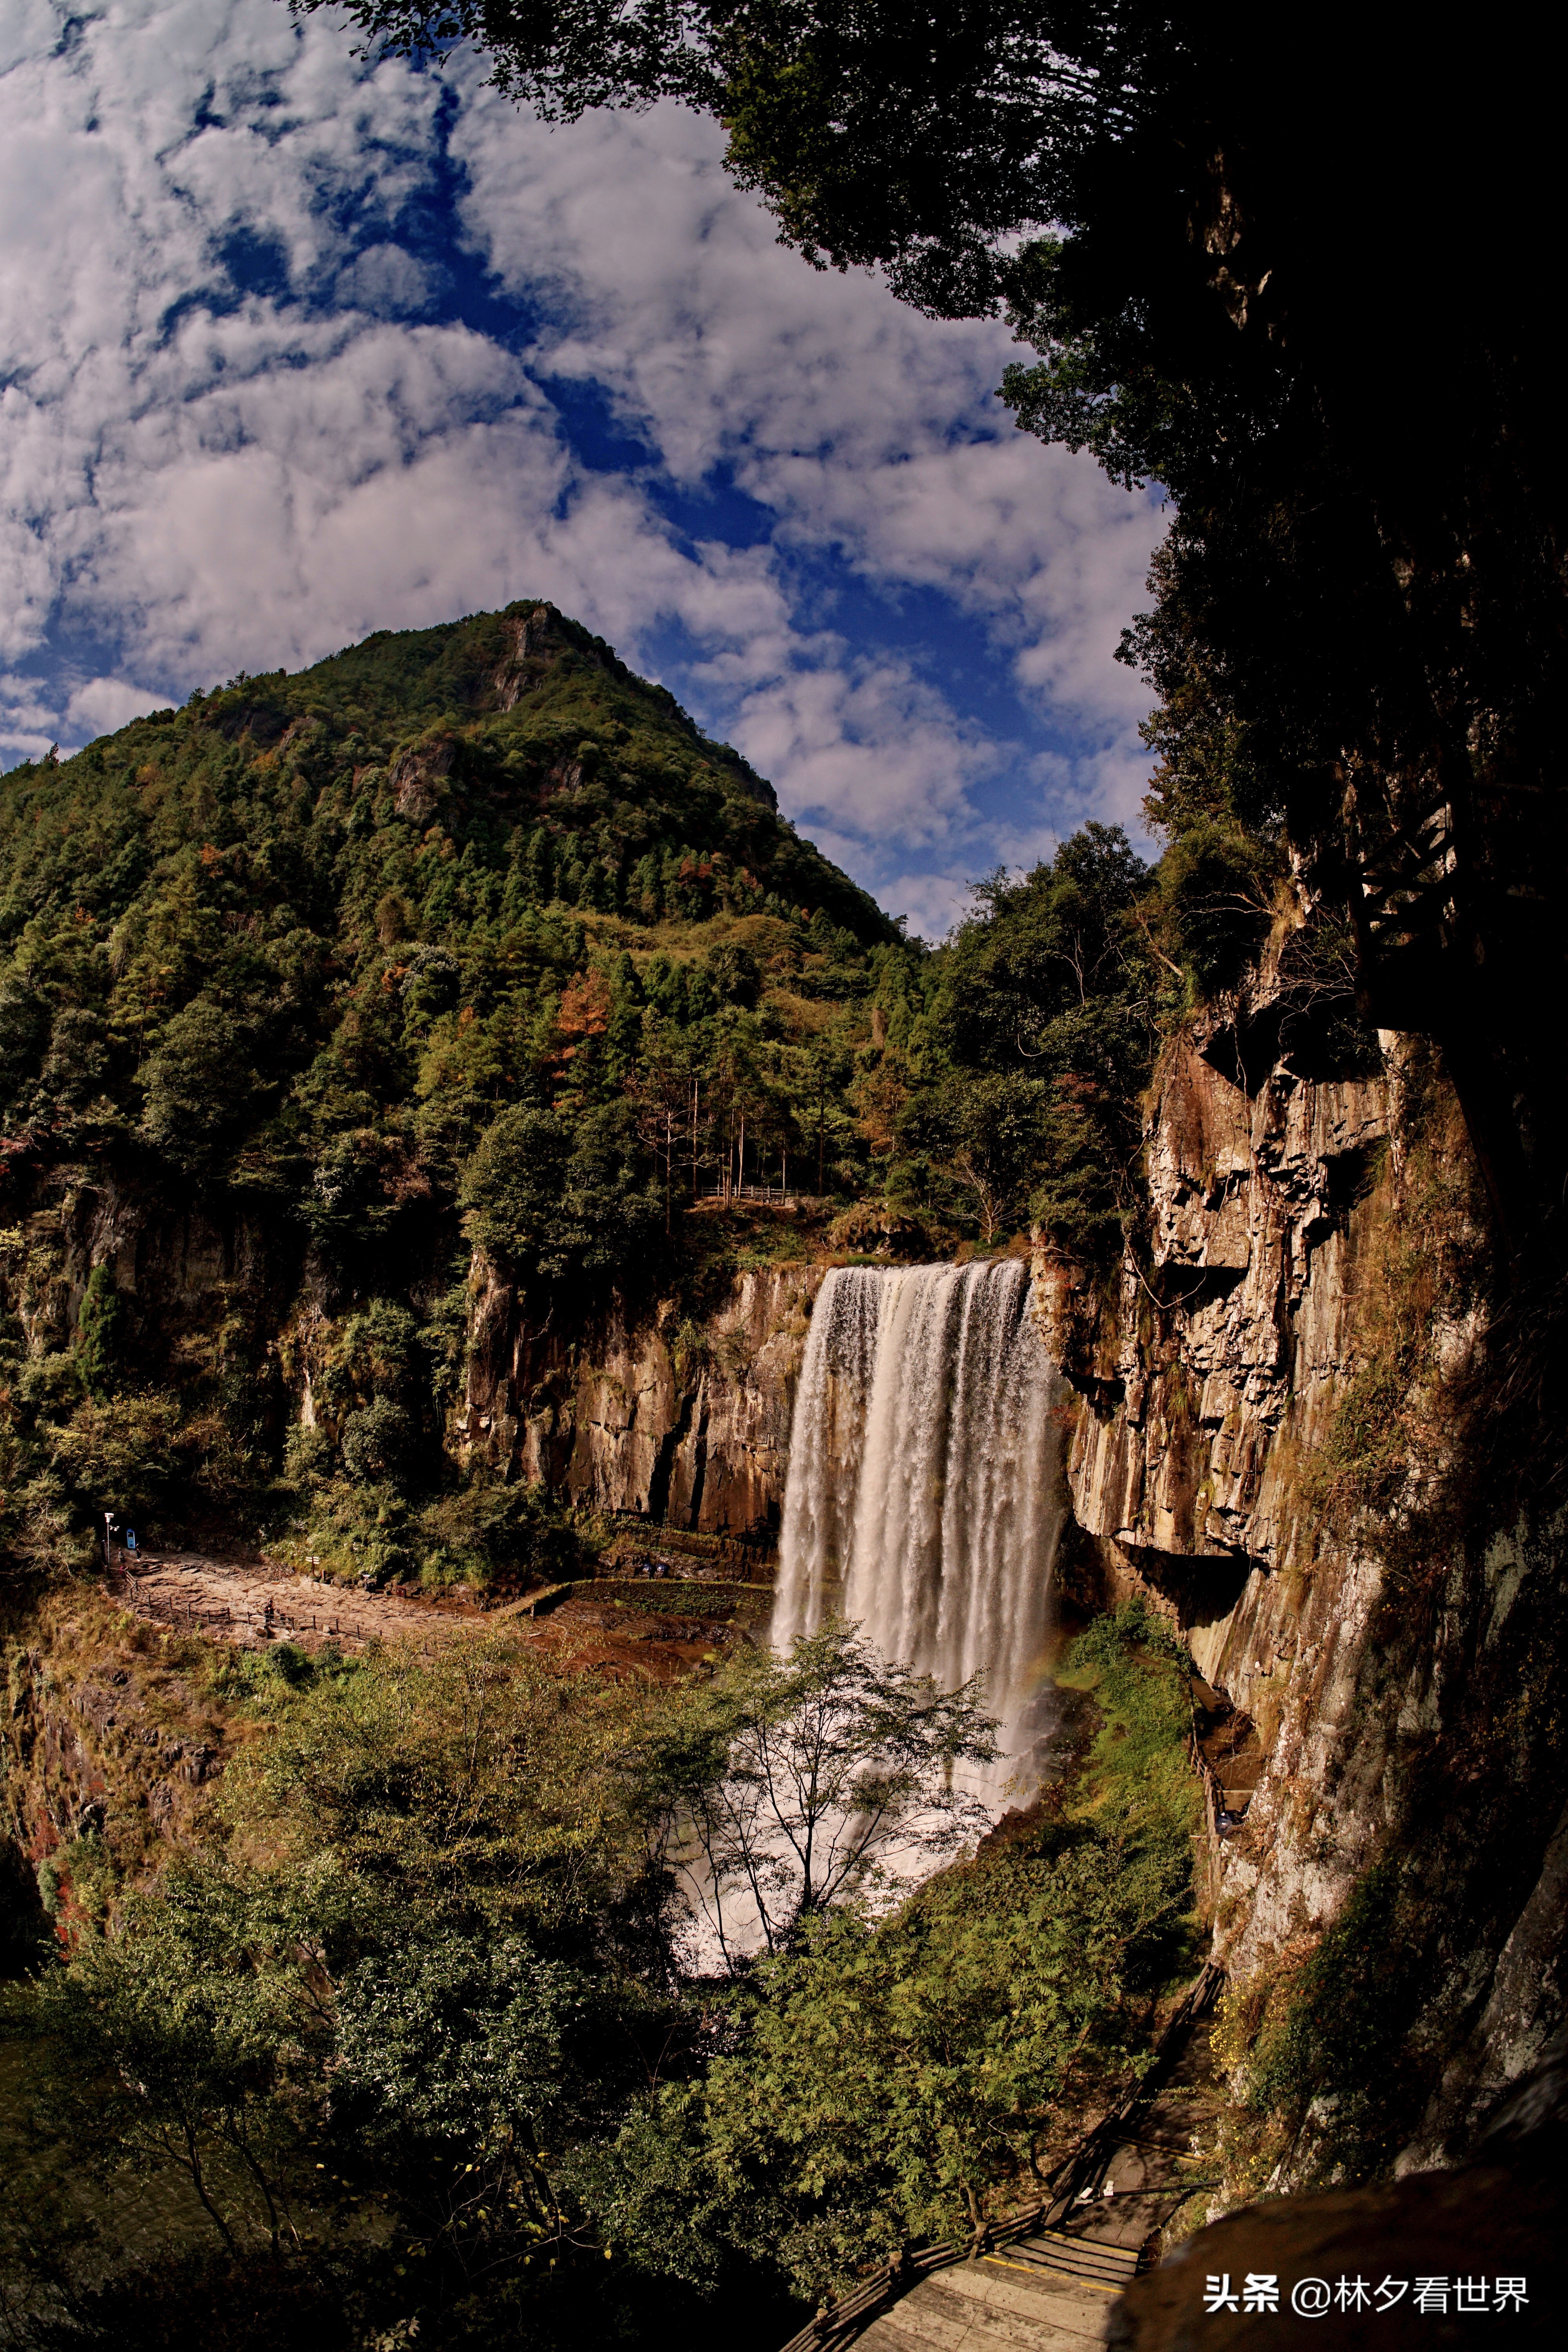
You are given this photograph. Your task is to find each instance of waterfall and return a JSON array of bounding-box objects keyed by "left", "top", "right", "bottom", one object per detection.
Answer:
[{"left": 773, "top": 1258, "right": 1063, "bottom": 1802}]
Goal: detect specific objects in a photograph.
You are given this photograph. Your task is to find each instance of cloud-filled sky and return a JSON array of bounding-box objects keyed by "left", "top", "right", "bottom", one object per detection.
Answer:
[{"left": 0, "top": 0, "right": 1169, "bottom": 935}]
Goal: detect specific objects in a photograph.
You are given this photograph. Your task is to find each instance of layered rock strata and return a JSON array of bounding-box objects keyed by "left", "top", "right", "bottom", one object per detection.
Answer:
[
  {"left": 453, "top": 1255, "right": 824, "bottom": 1534},
  {"left": 1035, "top": 971, "right": 1567, "bottom": 2175}
]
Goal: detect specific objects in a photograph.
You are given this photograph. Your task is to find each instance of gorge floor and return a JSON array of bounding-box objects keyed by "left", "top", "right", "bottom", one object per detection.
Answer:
[{"left": 104, "top": 1548, "right": 761, "bottom": 1683}]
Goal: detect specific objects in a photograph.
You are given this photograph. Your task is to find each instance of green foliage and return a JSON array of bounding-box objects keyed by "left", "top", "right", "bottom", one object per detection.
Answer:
[
  {"left": 1056, "top": 1596, "right": 1200, "bottom": 1869},
  {"left": 50, "top": 1390, "right": 189, "bottom": 1516},
  {"left": 585, "top": 1599, "right": 1199, "bottom": 2304},
  {"left": 459, "top": 1101, "right": 662, "bottom": 1286},
  {"left": 585, "top": 1837, "right": 1159, "bottom": 2298},
  {"left": 0, "top": 604, "right": 889, "bottom": 1266},
  {"left": 339, "top": 1393, "right": 417, "bottom": 1486},
  {"left": 18, "top": 1861, "right": 351, "bottom": 2256},
  {"left": 1, "top": 1640, "right": 704, "bottom": 2344},
  {"left": 1215, "top": 1862, "right": 1434, "bottom": 2187},
  {"left": 416, "top": 1477, "right": 585, "bottom": 1590},
  {"left": 0, "top": 603, "right": 911, "bottom": 1555},
  {"left": 140, "top": 997, "right": 261, "bottom": 1172},
  {"left": 1240, "top": 1866, "right": 1408, "bottom": 2131},
  {"left": 73, "top": 1267, "right": 123, "bottom": 1400},
  {"left": 1149, "top": 819, "right": 1280, "bottom": 1002},
  {"left": 290, "top": 7, "right": 1181, "bottom": 318},
  {"left": 895, "top": 823, "right": 1157, "bottom": 1259}
]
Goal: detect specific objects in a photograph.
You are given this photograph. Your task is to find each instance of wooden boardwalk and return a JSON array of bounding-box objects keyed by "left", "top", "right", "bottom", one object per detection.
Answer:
[{"left": 858, "top": 2234, "right": 1137, "bottom": 2352}]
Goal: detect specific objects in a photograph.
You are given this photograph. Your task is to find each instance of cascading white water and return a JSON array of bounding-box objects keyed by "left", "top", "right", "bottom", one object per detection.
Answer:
[{"left": 772, "top": 1259, "right": 1063, "bottom": 1804}]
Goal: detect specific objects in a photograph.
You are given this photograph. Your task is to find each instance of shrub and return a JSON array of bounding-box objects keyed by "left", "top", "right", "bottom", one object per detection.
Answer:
[
  {"left": 51, "top": 1391, "right": 186, "bottom": 1515},
  {"left": 74, "top": 1265, "right": 125, "bottom": 1399},
  {"left": 1153, "top": 819, "right": 1279, "bottom": 999},
  {"left": 340, "top": 1395, "right": 417, "bottom": 1486}
]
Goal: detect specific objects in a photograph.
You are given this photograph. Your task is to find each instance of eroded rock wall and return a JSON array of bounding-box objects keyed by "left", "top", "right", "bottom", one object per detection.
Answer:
[
  {"left": 2, "top": 1591, "right": 234, "bottom": 1953},
  {"left": 1036, "top": 975, "right": 1568, "bottom": 2176},
  {"left": 2, "top": 1160, "right": 824, "bottom": 1548},
  {"left": 454, "top": 1256, "right": 824, "bottom": 1534}
]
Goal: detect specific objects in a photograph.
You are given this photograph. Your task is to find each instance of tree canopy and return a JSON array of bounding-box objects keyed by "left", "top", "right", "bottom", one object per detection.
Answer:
[
  {"left": 290, "top": 2, "right": 1568, "bottom": 1239},
  {"left": 2, "top": 1602, "right": 1200, "bottom": 2340}
]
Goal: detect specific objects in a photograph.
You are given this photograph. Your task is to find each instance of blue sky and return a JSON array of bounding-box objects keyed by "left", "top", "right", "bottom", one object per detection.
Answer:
[{"left": 0, "top": 0, "right": 1169, "bottom": 936}]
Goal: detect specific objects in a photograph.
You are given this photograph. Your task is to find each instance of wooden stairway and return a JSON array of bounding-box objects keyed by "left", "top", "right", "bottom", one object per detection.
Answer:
[
  {"left": 855, "top": 2230, "right": 1139, "bottom": 2352},
  {"left": 984, "top": 2231, "right": 1140, "bottom": 2296}
]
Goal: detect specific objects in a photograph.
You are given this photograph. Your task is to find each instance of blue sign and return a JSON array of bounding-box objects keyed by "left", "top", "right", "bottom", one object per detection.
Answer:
[{"left": 125, "top": 1530, "right": 137, "bottom": 1551}]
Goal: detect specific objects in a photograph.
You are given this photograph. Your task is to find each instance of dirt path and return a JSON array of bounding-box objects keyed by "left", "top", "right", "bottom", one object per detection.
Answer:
[
  {"left": 105, "top": 1552, "right": 755, "bottom": 1684},
  {"left": 107, "top": 1551, "right": 526, "bottom": 1655}
]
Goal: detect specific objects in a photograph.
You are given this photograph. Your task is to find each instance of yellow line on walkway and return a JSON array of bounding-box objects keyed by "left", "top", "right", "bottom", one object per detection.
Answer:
[{"left": 982, "top": 2255, "right": 1125, "bottom": 2296}]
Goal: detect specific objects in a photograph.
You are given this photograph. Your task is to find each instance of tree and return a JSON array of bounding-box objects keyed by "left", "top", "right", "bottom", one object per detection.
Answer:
[
  {"left": 284, "top": 6, "right": 1191, "bottom": 315},
  {"left": 74, "top": 1266, "right": 125, "bottom": 1400},
  {"left": 140, "top": 997, "right": 259, "bottom": 1173},
  {"left": 19, "top": 1863, "right": 348, "bottom": 2258},
  {"left": 329, "top": 1929, "right": 629, "bottom": 2294},
  {"left": 900, "top": 1071, "right": 1053, "bottom": 1247},
  {"left": 51, "top": 1391, "right": 187, "bottom": 1517},
  {"left": 902, "top": 824, "right": 1157, "bottom": 1258},
  {"left": 459, "top": 1101, "right": 663, "bottom": 1288},
  {"left": 644, "top": 1621, "right": 997, "bottom": 1967}
]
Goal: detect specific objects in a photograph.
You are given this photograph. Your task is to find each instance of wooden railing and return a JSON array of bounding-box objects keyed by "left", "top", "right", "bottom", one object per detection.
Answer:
[{"left": 775, "top": 1964, "right": 1225, "bottom": 2352}]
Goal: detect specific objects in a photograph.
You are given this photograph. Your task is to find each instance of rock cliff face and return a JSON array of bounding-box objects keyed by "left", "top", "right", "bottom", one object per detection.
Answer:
[
  {"left": 452, "top": 1253, "right": 824, "bottom": 1534},
  {"left": 2, "top": 1591, "right": 234, "bottom": 1958},
  {"left": 1, "top": 1159, "right": 824, "bottom": 1560},
  {"left": 1044, "top": 1020, "right": 1387, "bottom": 1572},
  {"left": 1034, "top": 999, "right": 1394, "bottom": 1766},
  {"left": 1034, "top": 965, "right": 1568, "bottom": 2180}
]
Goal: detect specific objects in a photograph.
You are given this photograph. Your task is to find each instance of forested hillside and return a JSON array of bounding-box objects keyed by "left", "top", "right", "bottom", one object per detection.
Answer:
[
  {"left": 0, "top": 601, "right": 1226, "bottom": 1581},
  {"left": 0, "top": 600, "right": 891, "bottom": 1222}
]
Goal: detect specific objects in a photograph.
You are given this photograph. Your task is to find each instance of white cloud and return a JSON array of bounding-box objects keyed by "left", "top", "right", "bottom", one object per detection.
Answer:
[
  {"left": 453, "top": 91, "right": 1165, "bottom": 744},
  {"left": 1, "top": 667, "right": 62, "bottom": 760},
  {"left": 0, "top": 0, "right": 1167, "bottom": 913},
  {"left": 335, "top": 242, "right": 437, "bottom": 317},
  {"left": 725, "top": 656, "right": 998, "bottom": 848},
  {"left": 64, "top": 675, "right": 170, "bottom": 737}
]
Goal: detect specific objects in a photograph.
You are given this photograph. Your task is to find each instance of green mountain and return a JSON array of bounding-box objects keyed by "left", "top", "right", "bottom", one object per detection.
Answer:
[
  {"left": 0, "top": 600, "right": 894, "bottom": 1176},
  {"left": 0, "top": 602, "right": 1163, "bottom": 1577},
  {"left": 0, "top": 604, "right": 944, "bottom": 1564}
]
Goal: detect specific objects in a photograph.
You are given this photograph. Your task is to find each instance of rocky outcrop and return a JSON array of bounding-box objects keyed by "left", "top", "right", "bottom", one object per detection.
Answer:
[
  {"left": 1035, "top": 962, "right": 1568, "bottom": 2181},
  {"left": 1037, "top": 1003, "right": 1389, "bottom": 1574},
  {"left": 2, "top": 1592, "right": 237, "bottom": 1950},
  {"left": 455, "top": 1254, "right": 825, "bottom": 1534}
]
